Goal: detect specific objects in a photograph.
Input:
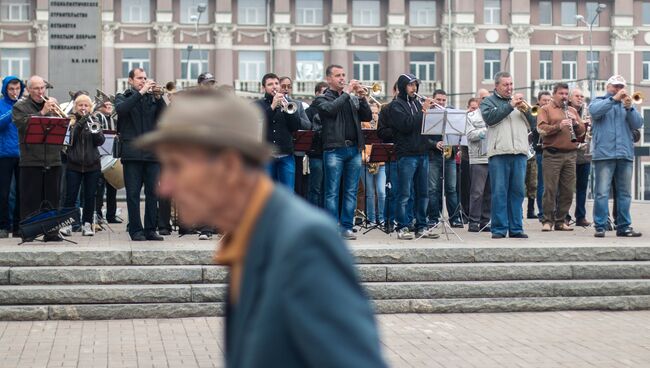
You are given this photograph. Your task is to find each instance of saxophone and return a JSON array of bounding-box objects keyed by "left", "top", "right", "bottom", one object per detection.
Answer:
[{"left": 366, "top": 119, "right": 380, "bottom": 174}]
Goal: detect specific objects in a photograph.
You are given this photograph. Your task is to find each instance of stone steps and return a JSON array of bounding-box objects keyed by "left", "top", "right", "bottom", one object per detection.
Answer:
[{"left": 2, "top": 261, "right": 650, "bottom": 285}]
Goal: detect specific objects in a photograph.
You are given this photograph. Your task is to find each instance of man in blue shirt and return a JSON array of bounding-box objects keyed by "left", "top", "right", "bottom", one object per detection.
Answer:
[{"left": 588, "top": 75, "right": 643, "bottom": 238}]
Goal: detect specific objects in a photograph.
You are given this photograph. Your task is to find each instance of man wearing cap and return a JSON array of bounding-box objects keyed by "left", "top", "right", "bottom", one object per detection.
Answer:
[
  {"left": 588, "top": 75, "right": 643, "bottom": 238},
  {"left": 197, "top": 72, "right": 216, "bottom": 87},
  {"left": 135, "top": 89, "right": 386, "bottom": 368}
]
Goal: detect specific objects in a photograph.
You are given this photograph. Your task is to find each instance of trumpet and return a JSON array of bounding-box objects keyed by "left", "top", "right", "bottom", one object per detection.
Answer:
[
  {"left": 273, "top": 90, "right": 298, "bottom": 114},
  {"left": 86, "top": 114, "right": 102, "bottom": 134},
  {"left": 355, "top": 82, "right": 383, "bottom": 105},
  {"left": 41, "top": 95, "right": 68, "bottom": 118},
  {"left": 517, "top": 100, "right": 539, "bottom": 116},
  {"left": 623, "top": 92, "right": 644, "bottom": 105},
  {"left": 414, "top": 93, "right": 446, "bottom": 110}
]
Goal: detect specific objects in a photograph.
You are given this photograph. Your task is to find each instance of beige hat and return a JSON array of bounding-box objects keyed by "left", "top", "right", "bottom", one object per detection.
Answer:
[
  {"left": 135, "top": 92, "right": 272, "bottom": 164},
  {"left": 606, "top": 75, "right": 626, "bottom": 86}
]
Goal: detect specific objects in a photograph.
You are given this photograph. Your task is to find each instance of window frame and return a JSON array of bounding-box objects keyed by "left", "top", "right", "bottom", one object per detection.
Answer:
[
  {"left": 643, "top": 52, "right": 650, "bottom": 81},
  {"left": 0, "top": 48, "right": 30, "bottom": 78},
  {"left": 238, "top": 51, "right": 267, "bottom": 81},
  {"left": 409, "top": 52, "right": 436, "bottom": 81},
  {"left": 353, "top": 51, "right": 380, "bottom": 81},
  {"left": 483, "top": 0, "right": 501, "bottom": 25},
  {"left": 409, "top": 0, "right": 436, "bottom": 27},
  {"left": 0, "top": 0, "right": 30, "bottom": 22},
  {"left": 539, "top": 1, "right": 552, "bottom": 26},
  {"left": 122, "top": 0, "right": 150, "bottom": 24},
  {"left": 561, "top": 1, "right": 577, "bottom": 26},
  {"left": 121, "top": 49, "right": 151, "bottom": 78},
  {"left": 179, "top": 0, "right": 209, "bottom": 25},
  {"left": 561, "top": 51, "right": 578, "bottom": 80},
  {"left": 295, "top": 51, "right": 324, "bottom": 81},
  {"left": 352, "top": 0, "right": 381, "bottom": 27},
  {"left": 238, "top": 0, "right": 266, "bottom": 26},
  {"left": 181, "top": 49, "right": 209, "bottom": 80},
  {"left": 295, "top": 0, "right": 323, "bottom": 26},
  {"left": 539, "top": 51, "right": 553, "bottom": 80},
  {"left": 483, "top": 49, "right": 501, "bottom": 81},
  {"left": 644, "top": 2, "right": 650, "bottom": 26},
  {"left": 585, "top": 2, "right": 601, "bottom": 27}
]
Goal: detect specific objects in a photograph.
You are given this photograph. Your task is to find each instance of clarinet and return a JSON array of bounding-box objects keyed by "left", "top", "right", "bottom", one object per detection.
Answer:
[{"left": 563, "top": 100, "right": 577, "bottom": 143}]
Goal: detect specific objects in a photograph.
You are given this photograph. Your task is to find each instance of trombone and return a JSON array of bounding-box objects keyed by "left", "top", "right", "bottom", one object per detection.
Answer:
[{"left": 414, "top": 93, "right": 446, "bottom": 110}]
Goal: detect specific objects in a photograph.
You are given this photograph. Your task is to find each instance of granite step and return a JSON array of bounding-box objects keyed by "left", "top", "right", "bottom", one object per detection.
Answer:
[
  {"left": 1, "top": 246, "right": 648, "bottom": 267},
  {"left": 2, "top": 294, "right": 650, "bottom": 320},
  {"left": 4, "top": 261, "right": 650, "bottom": 285}
]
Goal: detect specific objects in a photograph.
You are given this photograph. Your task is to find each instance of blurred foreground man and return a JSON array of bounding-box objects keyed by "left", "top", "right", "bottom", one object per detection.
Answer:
[{"left": 136, "top": 89, "right": 386, "bottom": 368}]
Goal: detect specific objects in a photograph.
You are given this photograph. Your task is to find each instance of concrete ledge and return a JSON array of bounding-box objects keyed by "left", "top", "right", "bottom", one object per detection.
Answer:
[
  {"left": 48, "top": 303, "right": 225, "bottom": 320},
  {"left": 0, "top": 267, "right": 8, "bottom": 284},
  {"left": 191, "top": 285, "right": 228, "bottom": 302},
  {"left": 0, "top": 306, "right": 48, "bottom": 320},
  {"left": 9, "top": 266, "right": 204, "bottom": 285},
  {"left": 0, "top": 250, "right": 131, "bottom": 267},
  {"left": 353, "top": 248, "right": 475, "bottom": 264},
  {"left": 202, "top": 266, "right": 229, "bottom": 283},
  {"left": 0, "top": 285, "right": 192, "bottom": 304},
  {"left": 384, "top": 263, "right": 573, "bottom": 282},
  {"left": 131, "top": 250, "right": 214, "bottom": 265}
]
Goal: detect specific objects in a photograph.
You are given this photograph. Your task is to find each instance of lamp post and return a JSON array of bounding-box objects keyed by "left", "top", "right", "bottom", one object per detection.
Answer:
[
  {"left": 187, "top": 4, "right": 207, "bottom": 82},
  {"left": 576, "top": 3, "right": 606, "bottom": 100}
]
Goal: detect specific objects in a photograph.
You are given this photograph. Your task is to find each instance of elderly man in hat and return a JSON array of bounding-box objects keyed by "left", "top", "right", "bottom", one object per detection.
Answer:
[
  {"left": 136, "top": 89, "right": 386, "bottom": 368},
  {"left": 588, "top": 75, "right": 643, "bottom": 238}
]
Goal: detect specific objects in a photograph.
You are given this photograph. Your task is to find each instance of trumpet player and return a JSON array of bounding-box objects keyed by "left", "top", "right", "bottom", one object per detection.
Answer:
[
  {"left": 60, "top": 95, "right": 105, "bottom": 237},
  {"left": 480, "top": 72, "right": 534, "bottom": 239},
  {"left": 255, "top": 73, "right": 301, "bottom": 189},
  {"left": 311, "top": 64, "right": 372, "bottom": 240},
  {"left": 115, "top": 67, "right": 167, "bottom": 241},
  {"left": 589, "top": 75, "right": 643, "bottom": 238},
  {"left": 12, "top": 76, "right": 64, "bottom": 241},
  {"left": 537, "top": 82, "right": 585, "bottom": 232}
]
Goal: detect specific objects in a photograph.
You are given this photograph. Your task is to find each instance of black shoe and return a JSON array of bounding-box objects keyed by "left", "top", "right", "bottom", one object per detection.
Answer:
[
  {"left": 491, "top": 233, "right": 506, "bottom": 239},
  {"left": 594, "top": 228, "right": 606, "bottom": 238},
  {"left": 616, "top": 228, "right": 642, "bottom": 237},
  {"left": 526, "top": 198, "right": 536, "bottom": 219},
  {"left": 451, "top": 221, "right": 464, "bottom": 228},
  {"left": 158, "top": 229, "right": 171, "bottom": 236},
  {"left": 145, "top": 233, "right": 164, "bottom": 241},
  {"left": 131, "top": 233, "right": 147, "bottom": 241},
  {"left": 479, "top": 224, "right": 491, "bottom": 232},
  {"left": 107, "top": 218, "right": 122, "bottom": 224},
  {"left": 509, "top": 233, "right": 529, "bottom": 239},
  {"left": 468, "top": 223, "right": 479, "bottom": 232}
]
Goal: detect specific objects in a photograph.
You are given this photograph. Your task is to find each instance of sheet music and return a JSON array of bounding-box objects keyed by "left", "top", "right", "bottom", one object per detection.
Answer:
[{"left": 422, "top": 108, "right": 468, "bottom": 138}]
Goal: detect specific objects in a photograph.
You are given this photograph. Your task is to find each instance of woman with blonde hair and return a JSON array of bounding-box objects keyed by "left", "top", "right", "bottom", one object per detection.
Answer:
[{"left": 60, "top": 94, "right": 105, "bottom": 236}]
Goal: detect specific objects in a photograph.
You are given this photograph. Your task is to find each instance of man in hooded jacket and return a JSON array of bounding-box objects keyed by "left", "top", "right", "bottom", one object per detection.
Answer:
[
  {"left": 0, "top": 76, "right": 24, "bottom": 238},
  {"left": 388, "top": 74, "right": 438, "bottom": 240}
]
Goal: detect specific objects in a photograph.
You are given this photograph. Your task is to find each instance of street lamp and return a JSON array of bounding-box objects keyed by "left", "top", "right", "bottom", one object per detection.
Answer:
[
  {"left": 187, "top": 4, "right": 207, "bottom": 82},
  {"left": 576, "top": 3, "right": 606, "bottom": 100}
]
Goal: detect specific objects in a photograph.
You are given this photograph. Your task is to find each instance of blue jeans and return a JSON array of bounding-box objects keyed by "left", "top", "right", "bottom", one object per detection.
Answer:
[
  {"left": 593, "top": 159, "right": 633, "bottom": 231},
  {"left": 489, "top": 154, "right": 527, "bottom": 236},
  {"left": 324, "top": 146, "right": 362, "bottom": 231},
  {"left": 361, "top": 165, "right": 386, "bottom": 224},
  {"left": 535, "top": 152, "right": 544, "bottom": 218},
  {"left": 307, "top": 157, "right": 324, "bottom": 208},
  {"left": 575, "top": 162, "right": 591, "bottom": 221},
  {"left": 267, "top": 155, "right": 295, "bottom": 190},
  {"left": 397, "top": 155, "right": 428, "bottom": 230},
  {"left": 428, "top": 154, "right": 460, "bottom": 223}
]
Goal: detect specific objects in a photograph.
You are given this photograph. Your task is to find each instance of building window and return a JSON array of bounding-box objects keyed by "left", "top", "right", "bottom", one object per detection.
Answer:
[
  {"left": 644, "top": 109, "right": 650, "bottom": 145},
  {"left": 0, "top": 0, "right": 29, "bottom": 22},
  {"left": 586, "top": 51, "right": 599, "bottom": 79},
  {"left": 181, "top": 49, "right": 208, "bottom": 80},
  {"left": 539, "top": 1, "right": 552, "bottom": 25},
  {"left": 122, "top": 0, "right": 150, "bottom": 23},
  {"left": 1, "top": 48, "right": 30, "bottom": 77},
  {"left": 645, "top": 163, "right": 650, "bottom": 200},
  {"left": 352, "top": 0, "right": 380, "bottom": 27},
  {"left": 409, "top": 1, "right": 436, "bottom": 27},
  {"left": 296, "top": 0, "right": 322, "bottom": 26},
  {"left": 296, "top": 51, "right": 324, "bottom": 80},
  {"left": 238, "top": 0, "right": 266, "bottom": 25},
  {"left": 238, "top": 51, "right": 266, "bottom": 81},
  {"left": 121, "top": 49, "right": 150, "bottom": 78},
  {"left": 644, "top": 3, "right": 650, "bottom": 26},
  {"left": 585, "top": 2, "right": 601, "bottom": 27},
  {"left": 484, "top": 0, "right": 501, "bottom": 25},
  {"left": 562, "top": 51, "right": 577, "bottom": 80},
  {"left": 561, "top": 1, "right": 577, "bottom": 26},
  {"left": 643, "top": 52, "right": 650, "bottom": 80},
  {"left": 483, "top": 50, "right": 501, "bottom": 81},
  {"left": 180, "top": 0, "right": 209, "bottom": 24},
  {"left": 539, "top": 51, "right": 552, "bottom": 80},
  {"left": 410, "top": 52, "right": 436, "bottom": 81},
  {"left": 353, "top": 52, "right": 380, "bottom": 81}
]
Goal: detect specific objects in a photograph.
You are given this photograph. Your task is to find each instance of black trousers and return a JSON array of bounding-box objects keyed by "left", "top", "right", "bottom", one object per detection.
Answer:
[
  {"left": 158, "top": 197, "right": 172, "bottom": 231},
  {"left": 20, "top": 166, "right": 61, "bottom": 222},
  {"left": 123, "top": 161, "right": 159, "bottom": 236},
  {"left": 65, "top": 169, "right": 101, "bottom": 224},
  {"left": 95, "top": 175, "right": 117, "bottom": 220},
  {"left": 0, "top": 157, "right": 20, "bottom": 231}
]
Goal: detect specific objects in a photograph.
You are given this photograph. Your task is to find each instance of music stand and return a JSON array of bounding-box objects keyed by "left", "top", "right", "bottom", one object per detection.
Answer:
[
  {"left": 23, "top": 116, "right": 73, "bottom": 242},
  {"left": 362, "top": 129, "right": 382, "bottom": 145},
  {"left": 293, "top": 130, "right": 315, "bottom": 152},
  {"left": 362, "top": 143, "right": 395, "bottom": 235},
  {"left": 421, "top": 108, "right": 467, "bottom": 241}
]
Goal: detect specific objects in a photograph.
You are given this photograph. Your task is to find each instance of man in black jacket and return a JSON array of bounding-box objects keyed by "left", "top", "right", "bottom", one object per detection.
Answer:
[
  {"left": 311, "top": 65, "right": 372, "bottom": 240},
  {"left": 255, "top": 73, "right": 301, "bottom": 189},
  {"left": 115, "top": 67, "right": 166, "bottom": 241},
  {"left": 305, "top": 81, "right": 328, "bottom": 208},
  {"left": 389, "top": 74, "right": 438, "bottom": 240}
]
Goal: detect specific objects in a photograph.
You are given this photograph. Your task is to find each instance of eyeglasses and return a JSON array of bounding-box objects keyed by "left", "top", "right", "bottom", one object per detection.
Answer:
[{"left": 280, "top": 84, "right": 292, "bottom": 89}]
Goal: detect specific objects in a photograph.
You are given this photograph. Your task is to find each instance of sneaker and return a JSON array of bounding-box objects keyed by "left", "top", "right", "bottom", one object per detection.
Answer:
[
  {"left": 82, "top": 223, "right": 95, "bottom": 236},
  {"left": 416, "top": 228, "right": 439, "bottom": 239},
  {"left": 397, "top": 227, "right": 414, "bottom": 240},
  {"left": 468, "top": 223, "right": 480, "bottom": 233},
  {"left": 594, "top": 228, "right": 606, "bottom": 238},
  {"left": 491, "top": 233, "right": 506, "bottom": 239},
  {"left": 616, "top": 227, "right": 642, "bottom": 237},
  {"left": 198, "top": 232, "right": 213, "bottom": 240},
  {"left": 59, "top": 226, "right": 72, "bottom": 237},
  {"left": 0, "top": 230, "right": 7, "bottom": 239},
  {"left": 541, "top": 223, "right": 553, "bottom": 232},
  {"left": 341, "top": 229, "right": 357, "bottom": 240}
]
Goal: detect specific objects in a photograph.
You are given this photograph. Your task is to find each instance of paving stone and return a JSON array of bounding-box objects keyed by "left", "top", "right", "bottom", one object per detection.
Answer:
[
  {"left": 0, "top": 267, "right": 8, "bottom": 284},
  {"left": 48, "top": 303, "right": 224, "bottom": 320},
  {"left": 0, "top": 285, "right": 192, "bottom": 304},
  {"left": 474, "top": 247, "right": 638, "bottom": 263},
  {"left": 9, "top": 266, "right": 204, "bottom": 285}
]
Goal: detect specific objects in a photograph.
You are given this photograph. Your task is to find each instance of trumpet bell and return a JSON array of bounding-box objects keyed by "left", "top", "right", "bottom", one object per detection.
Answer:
[
  {"left": 530, "top": 105, "right": 539, "bottom": 116},
  {"left": 632, "top": 92, "right": 644, "bottom": 104},
  {"left": 284, "top": 101, "right": 298, "bottom": 114}
]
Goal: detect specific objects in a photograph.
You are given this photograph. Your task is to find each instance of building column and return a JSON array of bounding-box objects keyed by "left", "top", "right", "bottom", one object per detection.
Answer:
[
  {"left": 101, "top": 24, "right": 118, "bottom": 94},
  {"left": 328, "top": 25, "right": 350, "bottom": 73},
  {"left": 386, "top": 27, "right": 408, "bottom": 85},
  {"left": 214, "top": 24, "right": 235, "bottom": 85},
  {"left": 611, "top": 0, "right": 636, "bottom": 82},
  {"left": 508, "top": 25, "right": 534, "bottom": 101},
  {"left": 153, "top": 23, "right": 176, "bottom": 84},
  {"left": 33, "top": 22, "right": 48, "bottom": 79},
  {"left": 272, "top": 25, "right": 294, "bottom": 78}
]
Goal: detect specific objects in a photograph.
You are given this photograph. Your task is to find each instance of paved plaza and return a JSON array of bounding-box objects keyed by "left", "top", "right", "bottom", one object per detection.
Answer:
[{"left": 0, "top": 312, "right": 648, "bottom": 368}]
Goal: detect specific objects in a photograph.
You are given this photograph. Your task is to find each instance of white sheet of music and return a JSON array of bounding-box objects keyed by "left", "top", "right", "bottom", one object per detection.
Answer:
[{"left": 422, "top": 108, "right": 468, "bottom": 145}]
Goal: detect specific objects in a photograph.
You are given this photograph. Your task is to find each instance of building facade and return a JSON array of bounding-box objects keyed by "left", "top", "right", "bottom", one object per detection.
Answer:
[{"left": 1, "top": 0, "right": 650, "bottom": 198}]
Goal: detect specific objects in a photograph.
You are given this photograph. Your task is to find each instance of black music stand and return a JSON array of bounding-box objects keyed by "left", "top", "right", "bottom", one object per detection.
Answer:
[
  {"left": 23, "top": 116, "right": 74, "bottom": 243},
  {"left": 363, "top": 143, "right": 395, "bottom": 235},
  {"left": 293, "top": 130, "right": 314, "bottom": 152}
]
